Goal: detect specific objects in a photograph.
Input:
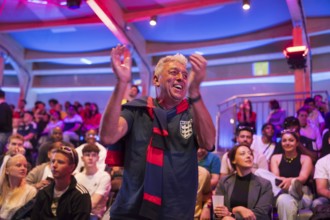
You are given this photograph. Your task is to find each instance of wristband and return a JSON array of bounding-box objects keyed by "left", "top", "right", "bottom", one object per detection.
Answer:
[{"left": 189, "top": 94, "right": 202, "bottom": 104}]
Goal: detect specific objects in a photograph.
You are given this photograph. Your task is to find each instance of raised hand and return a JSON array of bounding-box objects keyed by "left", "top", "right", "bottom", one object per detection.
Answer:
[
  {"left": 188, "top": 53, "right": 207, "bottom": 96},
  {"left": 110, "top": 45, "right": 132, "bottom": 83}
]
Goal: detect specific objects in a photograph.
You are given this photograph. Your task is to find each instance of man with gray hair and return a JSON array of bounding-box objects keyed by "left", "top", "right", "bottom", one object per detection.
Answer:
[{"left": 100, "top": 45, "right": 215, "bottom": 220}]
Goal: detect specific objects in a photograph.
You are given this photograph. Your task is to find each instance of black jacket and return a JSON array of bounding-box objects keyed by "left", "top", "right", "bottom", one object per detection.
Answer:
[{"left": 31, "top": 176, "right": 91, "bottom": 220}]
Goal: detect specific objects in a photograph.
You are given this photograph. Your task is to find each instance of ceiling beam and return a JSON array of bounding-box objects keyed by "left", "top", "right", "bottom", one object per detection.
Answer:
[
  {"left": 0, "top": 16, "right": 102, "bottom": 33},
  {"left": 0, "top": 34, "right": 31, "bottom": 99},
  {"left": 147, "top": 22, "right": 293, "bottom": 55},
  {"left": 123, "top": 0, "right": 238, "bottom": 22},
  {"left": 22, "top": 17, "right": 330, "bottom": 62},
  {"left": 25, "top": 49, "right": 110, "bottom": 62},
  {"left": 86, "top": 0, "right": 152, "bottom": 94},
  {"left": 146, "top": 17, "right": 330, "bottom": 55}
]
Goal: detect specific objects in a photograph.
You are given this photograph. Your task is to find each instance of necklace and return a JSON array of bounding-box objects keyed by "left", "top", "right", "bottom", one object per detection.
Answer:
[{"left": 284, "top": 154, "right": 297, "bottom": 163}]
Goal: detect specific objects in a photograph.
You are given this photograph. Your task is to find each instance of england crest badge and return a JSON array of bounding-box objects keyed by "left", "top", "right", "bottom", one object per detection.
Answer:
[{"left": 180, "top": 119, "right": 193, "bottom": 139}]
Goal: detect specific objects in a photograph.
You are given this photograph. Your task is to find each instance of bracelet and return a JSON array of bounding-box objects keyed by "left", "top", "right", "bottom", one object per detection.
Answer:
[{"left": 189, "top": 94, "right": 202, "bottom": 104}]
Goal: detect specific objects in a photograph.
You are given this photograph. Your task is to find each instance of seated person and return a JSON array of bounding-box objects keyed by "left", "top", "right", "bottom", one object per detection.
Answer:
[
  {"left": 321, "top": 130, "right": 330, "bottom": 158},
  {"left": 214, "top": 143, "right": 273, "bottom": 220},
  {"left": 81, "top": 103, "right": 102, "bottom": 134},
  {"left": 273, "top": 116, "right": 317, "bottom": 163},
  {"left": 31, "top": 145, "right": 91, "bottom": 219},
  {"left": 39, "top": 111, "right": 63, "bottom": 145},
  {"left": 74, "top": 129, "right": 107, "bottom": 174},
  {"left": 237, "top": 99, "right": 257, "bottom": 133},
  {"left": 251, "top": 123, "right": 276, "bottom": 163},
  {"left": 26, "top": 142, "right": 64, "bottom": 190},
  {"left": 297, "top": 107, "right": 322, "bottom": 153},
  {"left": 220, "top": 126, "right": 268, "bottom": 178},
  {"left": 195, "top": 166, "right": 212, "bottom": 220},
  {"left": 17, "top": 111, "right": 37, "bottom": 150},
  {"left": 267, "top": 99, "right": 286, "bottom": 140},
  {"left": 312, "top": 153, "right": 330, "bottom": 208},
  {"left": 62, "top": 105, "right": 83, "bottom": 143},
  {"left": 75, "top": 144, "right": 111, "bottom": 219},
  {"left": 0, "top": 134, "right": 25, "bottom": 168},
  {"left": 270, "top": 129, "right": 314, "bottom": 220},
  {"left": 36, "top": 127, "right": 70, "bottom": 165},
  {"left": 0, "top": 154, "right": 37, "bottom": 219},
  {"left": 197, "top": 147, "right": 220, "bottom": 189}
]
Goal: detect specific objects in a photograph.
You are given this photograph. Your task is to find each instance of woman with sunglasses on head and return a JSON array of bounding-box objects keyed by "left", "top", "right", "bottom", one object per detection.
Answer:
[
  {"left": 214, "top": 143, "right": 273, "bottom": 220},
  {"left": 270, "top": 130, "right": 314, "bottom": 220},
  {"left": 0, "top": 154, "right": 37, "bottom": 220}
]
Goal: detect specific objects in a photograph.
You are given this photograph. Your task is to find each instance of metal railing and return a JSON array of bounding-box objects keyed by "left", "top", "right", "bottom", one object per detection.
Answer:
[{"left": 216, "top": 90, "right": 329, "bottom": 151}]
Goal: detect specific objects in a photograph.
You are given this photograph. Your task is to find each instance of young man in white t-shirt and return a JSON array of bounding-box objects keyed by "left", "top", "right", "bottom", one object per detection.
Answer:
[
  {"left": 75, "top": 143, "right": 111, "bottom": 219},
  {"left": 312, "top": 154, "right": 330, "bottom": 208},
  {"left": 251, "top": 123, "right": 276, "bottom": 163}
]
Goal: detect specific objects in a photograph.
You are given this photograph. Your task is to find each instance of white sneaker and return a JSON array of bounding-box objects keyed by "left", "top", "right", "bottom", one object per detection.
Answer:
[{"left": 289, "top": 179, "right": 303, "bottom": 200}]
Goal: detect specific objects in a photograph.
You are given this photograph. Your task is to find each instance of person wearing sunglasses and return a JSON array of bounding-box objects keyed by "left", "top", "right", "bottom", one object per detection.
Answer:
[
  {"left": 31, "top": 145, "right": 91, "bottom": 220},
  {"left": 100, "top": 45, "right": 215, "bottom": 220}
]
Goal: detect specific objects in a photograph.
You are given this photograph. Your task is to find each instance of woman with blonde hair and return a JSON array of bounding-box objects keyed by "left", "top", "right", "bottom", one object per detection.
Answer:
[{"left": 0, "top": 154, "right": 37, "bottom": 219}]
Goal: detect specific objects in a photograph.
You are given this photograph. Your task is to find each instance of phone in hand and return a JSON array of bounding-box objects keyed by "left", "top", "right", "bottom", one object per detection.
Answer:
[{"left": 275, "top": 179, "right": 283, "bottom": 186}]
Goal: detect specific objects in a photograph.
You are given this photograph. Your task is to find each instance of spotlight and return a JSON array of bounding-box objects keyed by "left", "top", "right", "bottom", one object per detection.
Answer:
[
  {"left": 242, "top": 0, "right": 250, "bottom": 10},
  {"left": 283, "top": 46, "right": 308, "bottom": 69},
  {"left": 149, "top": 16, "right": 157, "bottom": 26},
  {"left": 67, "top": 0, "right": 82, "bottom": 9}
]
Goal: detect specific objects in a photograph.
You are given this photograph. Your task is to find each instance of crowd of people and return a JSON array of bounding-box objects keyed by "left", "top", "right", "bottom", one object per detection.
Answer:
[{"left": 0, "top": 45, "right": 330, "bottom": 220}]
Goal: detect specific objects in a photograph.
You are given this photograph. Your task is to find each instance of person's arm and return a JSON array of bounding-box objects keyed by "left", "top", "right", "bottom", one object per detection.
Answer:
[
  {"left": 270, "top": 154, "right": 293, "bottom": 190},
  {"left": 315, "top": 179, "right": 330, "bottom": 199},
  {"left": 315, "top": 127, "right": 322, "bottom": 151},
  {"left": 24, "top": 132, "right": 35, "bottom": 141},
  {"left": 270, "top": 154, "right": 281, "bottom": 176},
  {"left": 91, "top": 173, "right": 111, "bottom": 209},
  {"left": 214, "top": 177, "right": 230, "bottom": 219},
  {"left": 297, "top": 155, "right": 313, "bottom": 184},
  {"left": 232, "top": 206, "right": 256, "bottom": 220},
  {"left": 91, "top": 194, "right": 103, "bottom": 210},
  {"left": 99, "top": 45, "right": 131, "bottom": 145},
  {"left": 69, "top": 122, "right": 81, "bottom": 132},
  {"left": 210, "top": 174, "right": 220, "bottom": 190},
  {"left": 200, "top": 174, "right": 212, "bottom": 220},
  {"left": 188, "top": 54, "right": 215, "bottom": 151},
  {"left": 220, "top": 153, "right": 230, "bottom": 178}
]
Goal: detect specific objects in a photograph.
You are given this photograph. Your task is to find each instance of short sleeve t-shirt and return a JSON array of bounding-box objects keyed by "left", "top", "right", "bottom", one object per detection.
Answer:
[
  {"left": 110, "top": 99, "right": 198, "bottom": 220},
  {"left": 198, "top": 152, "right": 221, "bottom": 174}
]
